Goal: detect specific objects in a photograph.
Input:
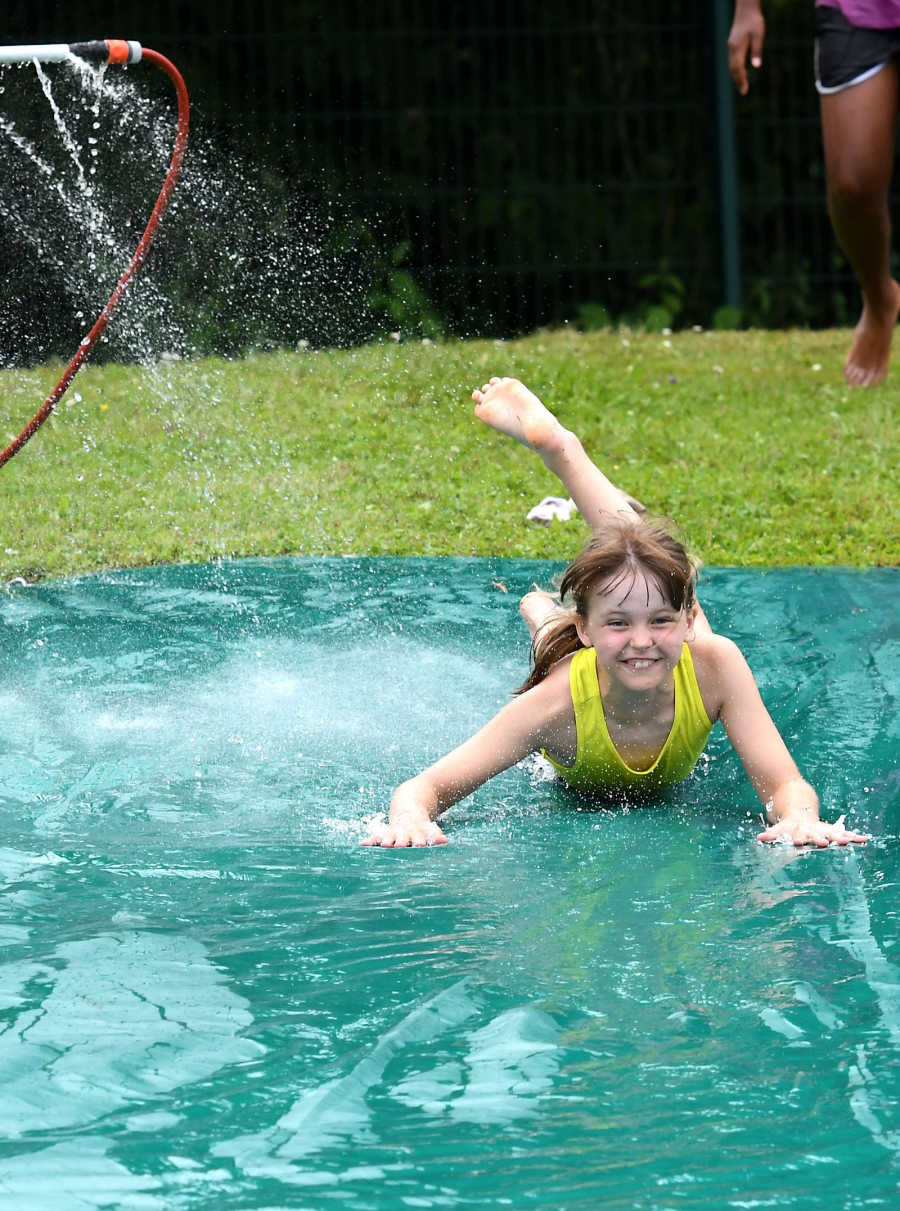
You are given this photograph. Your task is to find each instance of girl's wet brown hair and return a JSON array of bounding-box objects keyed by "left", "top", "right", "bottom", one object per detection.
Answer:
[{"left": 515, "top": 517, "right": 698, "bottom": 695}]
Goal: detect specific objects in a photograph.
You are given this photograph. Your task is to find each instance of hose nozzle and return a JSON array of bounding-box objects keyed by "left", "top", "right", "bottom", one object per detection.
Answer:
[
  {"left": 0, "top": 40, "right": 142, "bottom": 65},
  {"left": 69, "top": 40, "right": 142, "bottom": 65}
]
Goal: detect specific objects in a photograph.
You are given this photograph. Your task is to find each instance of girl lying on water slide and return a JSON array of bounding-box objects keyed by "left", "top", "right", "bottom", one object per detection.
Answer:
[{"left": 363, "top": 377, "right": 868, "bottom": 850}]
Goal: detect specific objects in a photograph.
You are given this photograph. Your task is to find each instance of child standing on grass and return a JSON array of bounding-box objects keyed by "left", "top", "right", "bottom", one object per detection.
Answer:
[{"left": 363, "top": 377, "right": 868, "bottom": 850}]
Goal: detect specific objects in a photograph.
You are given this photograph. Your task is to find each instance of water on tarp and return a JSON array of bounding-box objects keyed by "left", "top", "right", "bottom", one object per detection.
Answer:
[{"left": 0, "top": 557, "right": 898, "bottom": 1209}]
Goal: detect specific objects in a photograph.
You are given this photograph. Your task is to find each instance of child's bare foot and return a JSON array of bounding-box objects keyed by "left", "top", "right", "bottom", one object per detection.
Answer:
[
  {"left": 472, "top": 377, "right": 566, "bottom": 456},
  {"left": 844, "top": 280, "right": 900, "bottom": 387},
  {"left": 519, "top": 590, "right": 567, "bottom": 639}
]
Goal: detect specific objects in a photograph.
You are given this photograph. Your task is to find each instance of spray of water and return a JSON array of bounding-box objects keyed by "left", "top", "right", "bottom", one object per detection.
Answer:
[{"left": 0, "top": 55, "right": 383, "bottom": 375}]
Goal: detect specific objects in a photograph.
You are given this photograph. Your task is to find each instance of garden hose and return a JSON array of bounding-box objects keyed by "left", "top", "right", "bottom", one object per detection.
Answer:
[{"left": 0, "top": 39, "right": 189, "bottom": 469}]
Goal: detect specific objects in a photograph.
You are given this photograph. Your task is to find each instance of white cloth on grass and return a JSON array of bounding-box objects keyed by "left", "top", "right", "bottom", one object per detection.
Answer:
[{"left": 526, "top": 496, "right": 578, "bottom": 524}]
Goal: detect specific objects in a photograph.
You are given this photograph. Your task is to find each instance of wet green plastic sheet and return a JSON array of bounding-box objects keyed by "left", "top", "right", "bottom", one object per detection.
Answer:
[{"left": 0, "top": 557, "right": 898, "bottom": 1209}]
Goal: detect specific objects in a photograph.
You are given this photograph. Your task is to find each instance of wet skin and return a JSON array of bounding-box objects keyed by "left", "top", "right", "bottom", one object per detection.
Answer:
[{"left": 363, "top": 376, "right": 870, "bottom": 849}]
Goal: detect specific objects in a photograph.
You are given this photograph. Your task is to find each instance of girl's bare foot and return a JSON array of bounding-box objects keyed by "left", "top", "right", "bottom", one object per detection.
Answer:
[
  {"left": 844, "top": 279, "right": 900, "bottom": 387},
  {"left": 472, "top": 377, "right": 566, "bottom": 456},
  {"left": 519, "top": 590, "right": 567, "bottom": 639}
]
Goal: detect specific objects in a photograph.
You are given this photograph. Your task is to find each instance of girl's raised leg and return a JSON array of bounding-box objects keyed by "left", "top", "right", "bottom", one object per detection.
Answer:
[
  {"left": 519, "top": 589, "right": 572, "bottom": 638},
  {"left": 472, "top": 377, "right": 639, "bottom": 533}
]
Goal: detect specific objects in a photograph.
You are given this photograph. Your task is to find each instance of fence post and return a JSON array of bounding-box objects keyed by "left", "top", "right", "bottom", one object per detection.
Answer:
[{"left": 711, "top": 0, "right": 743, "bottom": 311}]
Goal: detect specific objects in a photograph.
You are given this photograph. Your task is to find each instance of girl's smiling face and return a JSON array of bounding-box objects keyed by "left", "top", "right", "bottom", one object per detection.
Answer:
[{"left": 574, "top": 569, "right": 695, "bottom": 692}]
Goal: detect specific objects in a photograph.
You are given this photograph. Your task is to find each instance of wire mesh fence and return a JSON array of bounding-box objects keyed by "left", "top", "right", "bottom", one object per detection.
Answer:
[
  {"left": 736, "top": 0, "right": 862, "bottom": 329},
  {"left": 0, "top": 0, "right": 881, "bottom": 347}
]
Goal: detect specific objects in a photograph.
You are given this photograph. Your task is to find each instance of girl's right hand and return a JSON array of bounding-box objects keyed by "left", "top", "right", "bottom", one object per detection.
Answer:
[
  {"left": 728, "top": 0, "right": 765, "bottom": 95},
  {"left": 362, "top": 814, "right": 448, "bottom": 847},
  {"left": 364, "top": 661, "right": 574, "bottom": 850},
  {"left": 757, "top": 812, "right": 869, "bottom": 848}
]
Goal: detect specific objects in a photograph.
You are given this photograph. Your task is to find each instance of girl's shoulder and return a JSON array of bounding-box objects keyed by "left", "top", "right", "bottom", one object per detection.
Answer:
[
  {"left": 518, "top": 649, "right": 578, "bottom": 718},
  {"left": 531, "top": 649, "right": 578, "bottom": 700},
  {"left": 687, "top": 631, "right": 751, "bottom": 722},
  {"left": 688, "top": 629, "right": 744, "bottom": 664}
]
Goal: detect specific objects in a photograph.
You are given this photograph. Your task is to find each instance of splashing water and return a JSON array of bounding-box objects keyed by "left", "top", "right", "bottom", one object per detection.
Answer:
[
  {"left": 0, "top": 55, "right": 379, "bottom": 374},
  {"left": 0, "top": 58, "right": 175, "bottom": 367}
]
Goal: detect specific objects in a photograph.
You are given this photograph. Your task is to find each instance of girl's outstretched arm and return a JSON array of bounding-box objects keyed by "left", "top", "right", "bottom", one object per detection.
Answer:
[
  {"left": 472, "top": 377, "right": 640, "bottom": 532},
  {"left": 362, "top": 661, "right": 574, "bottom": 847},
  {"left": 699, "top": 635, "right": 869, "bottom": 846}
]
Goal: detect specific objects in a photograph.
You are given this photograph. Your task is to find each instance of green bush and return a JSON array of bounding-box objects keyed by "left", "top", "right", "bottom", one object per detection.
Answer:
[
  {"left": 712, "top": 304, "right": 743, "bottom": 330},
  {"left": 368, "top": 243, "right": 445, "bottom": 340},
  {"left": 643, "top": 305, "right": 674, "bottom": 332},
  {"left": 575, "top": 302, "right": 613, "bottom": 331}
]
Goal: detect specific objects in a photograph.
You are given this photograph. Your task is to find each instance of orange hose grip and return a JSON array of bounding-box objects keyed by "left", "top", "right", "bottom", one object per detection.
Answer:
[{"left": 105, "top": 40, "right": 131, "bottom": 64}]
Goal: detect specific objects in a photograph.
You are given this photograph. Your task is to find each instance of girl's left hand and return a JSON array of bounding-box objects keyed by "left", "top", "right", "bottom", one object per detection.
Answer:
[{"left": 757, "top": 813, "right": 870, "bottom": 847}]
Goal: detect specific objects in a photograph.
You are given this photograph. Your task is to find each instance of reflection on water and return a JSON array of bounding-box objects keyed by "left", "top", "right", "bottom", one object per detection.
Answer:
[
  {"left": 0, "top": 929, "right": 262, "bottom": 1136},
  {"left": 0, "top": 558, "right": 897, "bottom": 1208}
]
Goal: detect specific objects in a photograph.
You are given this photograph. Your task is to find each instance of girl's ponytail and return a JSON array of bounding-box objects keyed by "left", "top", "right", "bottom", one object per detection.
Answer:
[{"left": 516, "top": 615, "right": 584, "bottom": 696}]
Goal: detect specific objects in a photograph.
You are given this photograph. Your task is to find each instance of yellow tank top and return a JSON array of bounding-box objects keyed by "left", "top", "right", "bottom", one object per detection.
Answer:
[{"left": 544, "top": 644, "right": 713, "bottom": 794}]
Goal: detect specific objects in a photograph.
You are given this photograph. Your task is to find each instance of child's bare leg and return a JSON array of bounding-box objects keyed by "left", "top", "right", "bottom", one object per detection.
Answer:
[
  {"left": 472, "top": 377, "right": 640, "bottom": 532},
  {"left": 519, "top": 590, "right": 570, "bottom": 639},
  {"left": 692, "top": 603, "right": 714, "bottom": 637}
]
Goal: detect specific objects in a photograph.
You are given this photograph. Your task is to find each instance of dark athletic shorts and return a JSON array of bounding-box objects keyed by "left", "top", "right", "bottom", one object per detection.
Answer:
[{"left": 815, "top": 6, "right": 900, "bottom": 93}]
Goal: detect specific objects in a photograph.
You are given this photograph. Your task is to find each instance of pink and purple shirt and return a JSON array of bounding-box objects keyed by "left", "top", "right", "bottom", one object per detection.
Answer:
[{"left": 817, "top": 0, "right": 900, "bottom": 29}]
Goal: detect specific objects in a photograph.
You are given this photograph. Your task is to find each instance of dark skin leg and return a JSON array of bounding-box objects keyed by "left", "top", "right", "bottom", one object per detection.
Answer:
[{"left": 821, "top": 61, "right": 900, "bottom": 387}]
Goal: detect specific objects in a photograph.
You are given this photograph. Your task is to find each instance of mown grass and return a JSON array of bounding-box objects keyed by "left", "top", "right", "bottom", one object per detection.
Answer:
[{"left": 0, "top": 326, "right": 897, "bottom": 580}]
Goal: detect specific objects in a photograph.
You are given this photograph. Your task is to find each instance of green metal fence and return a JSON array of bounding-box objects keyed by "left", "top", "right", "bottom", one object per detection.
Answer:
[{"left": 0, "top": 0, "right": 872, "bottom": 341}]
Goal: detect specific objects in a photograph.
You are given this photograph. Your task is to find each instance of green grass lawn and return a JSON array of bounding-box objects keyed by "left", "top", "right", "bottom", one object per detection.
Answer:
[{"left": 0, "top": 327, "right": 897, "bottom": 580}]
